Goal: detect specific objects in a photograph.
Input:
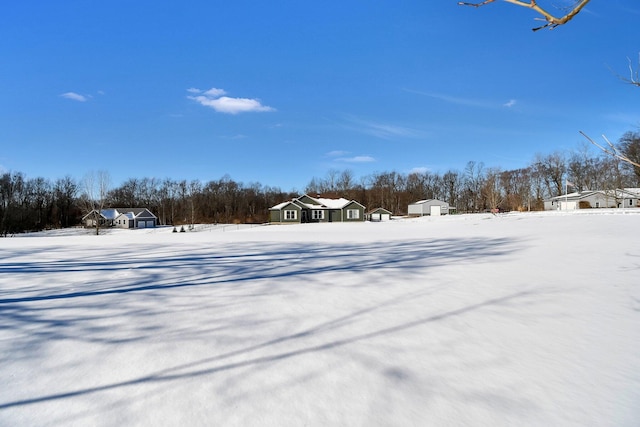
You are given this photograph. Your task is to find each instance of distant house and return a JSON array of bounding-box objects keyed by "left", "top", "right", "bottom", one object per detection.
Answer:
[
  {"left": 408, "top": 199, "right": 450, "bottom": 216},
  {"left": 269, "top": 194, "right": 366, "bottom": 224},
  {"left": 544, "top": 189, "right": 640, "bottom": 210},
  {"left": 82, "top": 208, "right": 157, "bottom": 228},
  {"left": 366, "top": 207, "right": 392, "bottom": 222}
]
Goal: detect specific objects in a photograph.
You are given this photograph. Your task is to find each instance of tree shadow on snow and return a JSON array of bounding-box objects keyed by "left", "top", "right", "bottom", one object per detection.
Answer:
[
  {"left": 0, "top": 237, "right": 515, "bottom": 303},
  {"left": 0, "top": 235, "right": 530, "bottom": 414}
]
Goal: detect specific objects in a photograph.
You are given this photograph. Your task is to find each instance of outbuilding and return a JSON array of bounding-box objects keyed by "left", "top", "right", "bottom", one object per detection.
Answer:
[
  {"left": 366, "top": 207, "right": 392, "bottom": 222},
  {"left": 407, "top": 199, "right": 450, "bottom": 216}
]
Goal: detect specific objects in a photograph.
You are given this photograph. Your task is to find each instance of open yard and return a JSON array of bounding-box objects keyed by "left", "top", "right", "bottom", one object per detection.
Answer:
[{"left": 1, "top": 211, "right": 639, "bottom": 426}]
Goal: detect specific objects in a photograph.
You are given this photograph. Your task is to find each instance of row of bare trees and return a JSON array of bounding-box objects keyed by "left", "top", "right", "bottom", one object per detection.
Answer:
[
  {"left": 105, "top": 175, "right": 295, "bottom": 226},
  {"left": 1, "top": 132, "right": 639, "bottom": 235},
  {"left": 0, "top": 172, "right": 296, "bottom": 236},
  {"left": 0, "top": 174, "right": 80, "bottom": 236},
  {"left": 305, "top": 133, "right": 640, "bottom": 214}
]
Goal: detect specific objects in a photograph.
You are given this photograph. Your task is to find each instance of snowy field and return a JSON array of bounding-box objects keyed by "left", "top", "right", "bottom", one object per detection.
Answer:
[{"left": 1, "top": 210, "right": 639, "bottom": 426}]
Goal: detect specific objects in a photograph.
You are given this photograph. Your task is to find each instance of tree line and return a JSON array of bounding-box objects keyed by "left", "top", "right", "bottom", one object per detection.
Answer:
[
  {"left": 1, "top": 131, "right": 639, "bottom": 236},
  {"left": 306, "top": 135, "right": 639, "bottom": 215}
]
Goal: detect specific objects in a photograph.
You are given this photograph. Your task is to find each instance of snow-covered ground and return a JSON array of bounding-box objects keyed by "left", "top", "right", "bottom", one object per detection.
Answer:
[{"left": 1, "top": 210, "right": 639, "bottom": 426}]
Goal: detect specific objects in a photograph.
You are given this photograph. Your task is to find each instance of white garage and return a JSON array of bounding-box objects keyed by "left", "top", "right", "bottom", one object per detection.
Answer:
[
  {"left": 366, "top": 207, "right": 393, "bottom": 222},
  {"left": 408, "top": 199, "right": 450, "bottom": 216}
]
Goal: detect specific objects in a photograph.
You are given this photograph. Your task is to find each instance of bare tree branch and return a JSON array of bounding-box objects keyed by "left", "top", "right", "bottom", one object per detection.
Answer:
[
  {"left": 458, "top": 0, "right": 591, "bottom": 31},
  {"left": 580, "top": 131, "right": 640, "bottom": 169},
  {"left": 607, "top": 53, "right": 640, "bottom": 87},
  {"left": 624, "top": 54, "right": 640, "bottom": 87}
]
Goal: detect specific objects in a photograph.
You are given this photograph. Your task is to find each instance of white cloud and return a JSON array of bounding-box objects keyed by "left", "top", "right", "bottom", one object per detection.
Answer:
[
  {"left": 405, "top": 88, "right": 516, "bottom": 109},
  {"left": 336, "top": 155, "right": 376, "bottom": 163},
  {"left": 408, "top": 167, "right": 430, "bottom": 175},
  {"left": 219, "top": 134, "right": 247, "bottom": 140},
  {"left": 60, "top": 92, "right": 88, "bottom": 102},
  {"left": 187, "top": 87, "right": 274, "bottom": 114},
  {"left": 343, "top": 116, "right": 422, "bottom": 140},
  {"left": 204, "top": 87, "right": 226, "bottom": 97},
  {"left": 326, "top": 150, "right": 350, "bottom": 157}
]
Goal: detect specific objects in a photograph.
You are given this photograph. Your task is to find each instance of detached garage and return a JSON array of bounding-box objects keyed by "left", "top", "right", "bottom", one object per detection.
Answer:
[
  {"left": 366, "top": 207, "right": 392, "bottom": 222},
  {"left": 407, "top": 199, "right": 450, "bottom": 216}
]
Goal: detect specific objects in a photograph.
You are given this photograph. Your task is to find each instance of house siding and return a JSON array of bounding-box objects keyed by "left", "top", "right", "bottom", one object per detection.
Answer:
[
  {"left": 297, "top": 195, "right": 318, "bottom": 205},
  {"left": 342, "top": 201, "right": 365, "bottom": 222},
  {"left": 270, "top": 202, "right": 302, "bottom": 223}
]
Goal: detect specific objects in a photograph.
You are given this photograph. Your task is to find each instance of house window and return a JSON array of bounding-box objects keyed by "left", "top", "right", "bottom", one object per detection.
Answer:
[
  {"left": 630, "top": 199, "right": 633, "bottom": 206},
  {"left": 347, "top": 209, "right": 360, "bottom": 219},
  {"left": 284, "top": 210, "right": 297, "bottom": 220},
  {"left": 312, "top": 210, "right": 324, "bottom": 220}
]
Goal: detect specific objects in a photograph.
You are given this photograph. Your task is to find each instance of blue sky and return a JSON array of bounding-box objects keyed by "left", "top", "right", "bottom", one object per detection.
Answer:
[{"left": 1, "top": 1, "right": 639, "bottom": 191}]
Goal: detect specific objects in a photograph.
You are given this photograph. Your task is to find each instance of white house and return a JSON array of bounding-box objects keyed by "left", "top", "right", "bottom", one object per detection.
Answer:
[
  {"left": 408, "top": 199, "right": 450, "bottom": 216},
  {"left": 83, "top": 208, "right": 158, "bottom": 228},
  {"left": 544, "top": 189, "right": 640, "bottom": 210}
]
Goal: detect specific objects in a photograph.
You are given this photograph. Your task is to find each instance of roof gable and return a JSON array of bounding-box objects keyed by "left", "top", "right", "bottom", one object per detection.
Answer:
[
  {"left": 271, "top": 194, "right": 366, "bottom": 211},
  {"left": 270, "top": 201, "right": 302, "bottom": 211},
  {"left": 113, "top": 208, "right": 157, "bottom": 219},
  {"left": 367, "top": 207, "right": 392, "bottom": 215},
  {"left": 409, "top": 199, "right": 447, "bottom": 206},
  {"left": 316, "top": 197, "right": 351, "bottom": 209}
]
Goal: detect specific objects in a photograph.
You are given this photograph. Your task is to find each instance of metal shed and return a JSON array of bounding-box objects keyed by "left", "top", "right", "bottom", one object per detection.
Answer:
[{"left": 407, "top": 199, "right": 450, "bottom": 216}]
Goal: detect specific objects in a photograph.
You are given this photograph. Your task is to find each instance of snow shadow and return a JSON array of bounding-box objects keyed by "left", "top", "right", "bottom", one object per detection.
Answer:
[
  {"left": 0, "top": 235, "right": 528, "bottom": 416},
  {"left": 0, "top": 236, "right": 515, "bottom": 303}
]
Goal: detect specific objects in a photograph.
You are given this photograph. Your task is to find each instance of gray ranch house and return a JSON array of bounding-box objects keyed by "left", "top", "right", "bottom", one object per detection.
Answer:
[
  {"left": 408, "top": 199, "right": 450, "bottom": 216},
  {"left": 269, "top": 194, "right": 366, "bottom": 224},
  {"left": 544, "top": 188, "right": 640, "bottom": 210},
  {"left": 83, "top": 208, "right": 158, "bottom": 228}
]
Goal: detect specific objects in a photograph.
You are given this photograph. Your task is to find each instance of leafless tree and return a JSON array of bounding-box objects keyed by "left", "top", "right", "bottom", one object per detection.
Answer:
[
  {"left": 81, "top": 170, "right": 111, "bottom": 235},
  {"left": 336, "top": 169, "right": 356, "bottom": 194},
  {"left": 616, "top": 131, "right": 640, "bottom": 185},
  {"left": 441, "top": 170, "right": 462, "bottom": 209},
  {"left": 579, "top": 132, "right": 640, "bottom": 171},
  {"left": 463, "top": 161, "right": 486, "bottom": 212},
  {"left": 458, "top": 0, "right": 591, "bottom": 31},
  {"left": 53, "top": 176, "right": 78, "bottom": 228},
  {"left": 0, "top": 172, "right": 22, "bottom": 236},
  {"left": 534, "top": 152, "right": 566, "bottom": 197},
  {"left": 499, "top": 168, "right": 532, "bottom": 211},
  {"left": 482, "top": 167, "right": 504, "bottom": 211}
]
